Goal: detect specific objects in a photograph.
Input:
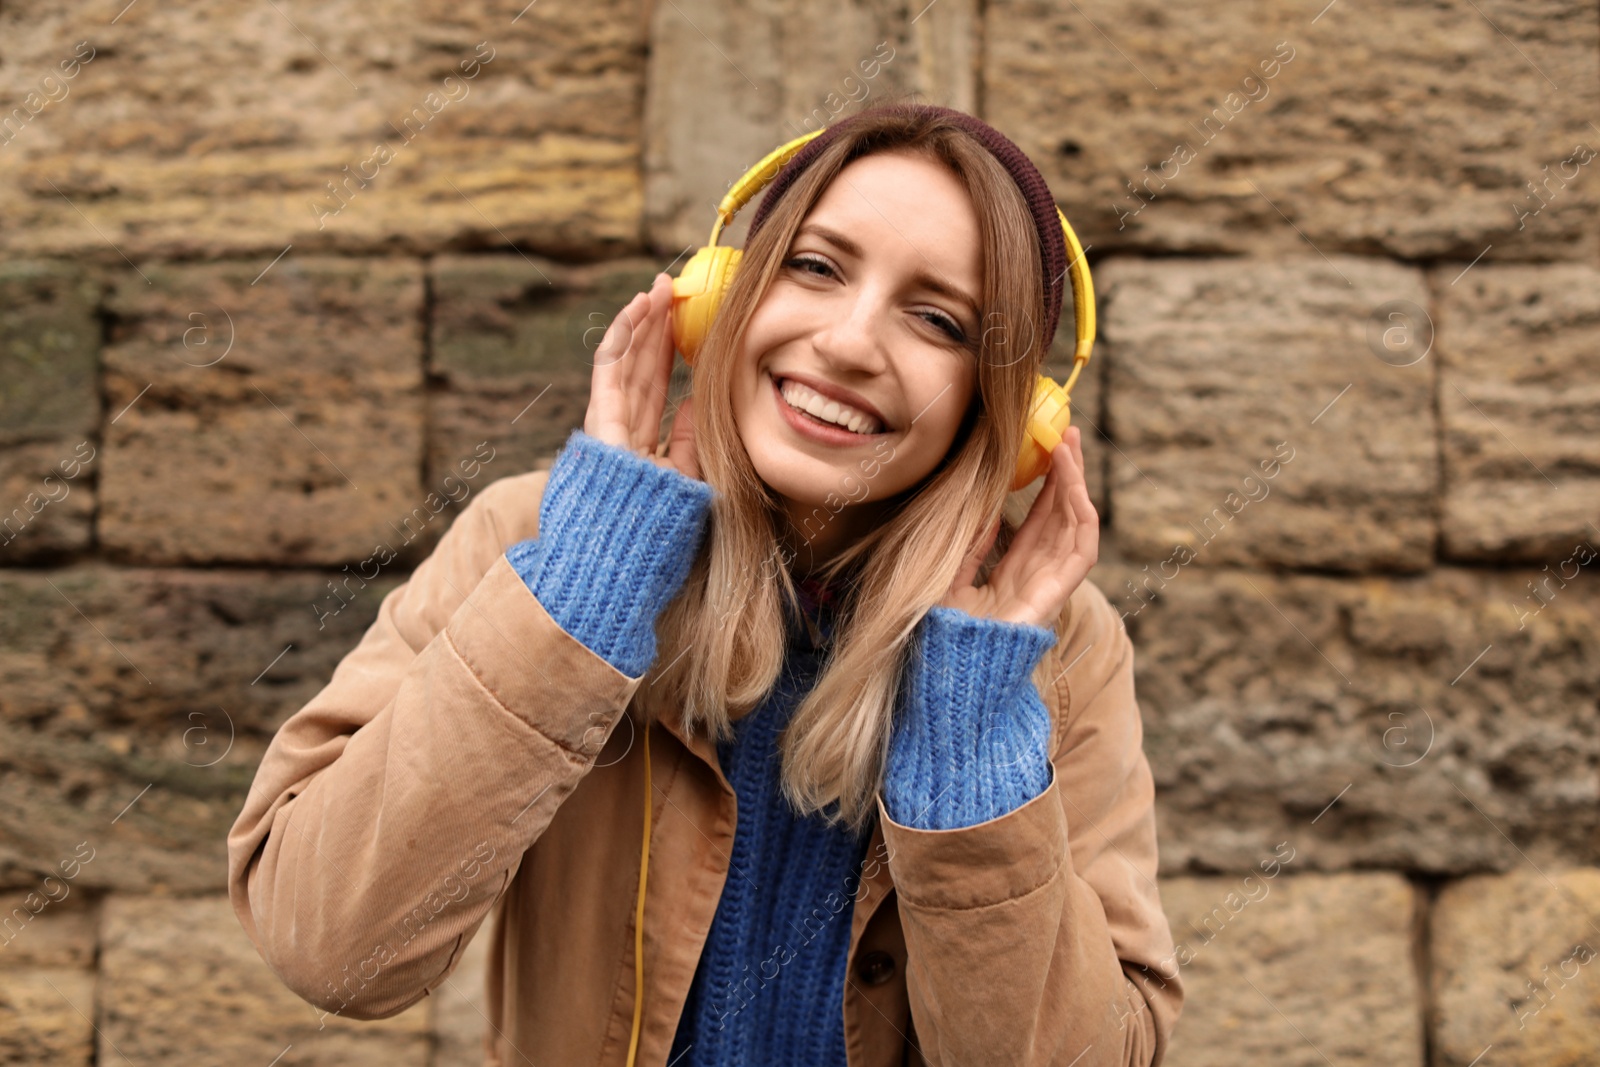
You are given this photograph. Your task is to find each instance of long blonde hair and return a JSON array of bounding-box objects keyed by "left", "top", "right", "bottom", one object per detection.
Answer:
[{"left": 647, "top": 102, "right": 1063, "bottom": 834}]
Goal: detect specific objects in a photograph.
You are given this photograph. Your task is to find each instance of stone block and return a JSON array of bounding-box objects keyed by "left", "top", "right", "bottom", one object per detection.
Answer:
[
  {"left": 0, "top": 2, "right": 644, "bottom": 260},
  {"left": 1088, "top": 558, "right": 1600, "bottom": 876},
  {"left": 986, "top": 0, "right": 1600, "bottom": 261},
  {"left": 1435, "top": 263, "right": 1600, "bottom": 562},
  {"left": 1160, "top": 872, "right": 1423, "bottom": 1066},
  {"left": 100, "top": 895, "right": 429, "bottom": 1064},
  {"left": 0, "top": 438, "right": 98, "bottom": 561},
  {"left": 0, "top": 891, "right": 95, "bottom": 967},
  {"left": 0, "top": 260, "right": 101, "bottom": 443},
  {"left": 0, "top": 967, "right": 95, "bottom": 1065},
  {"left": 431, "top": 254, "right": 665, "bottom": 387},
  {"left": 428, "top": 395, "right": 562, "bottom": 510},
  {"left": 99, "top": 257, "right": 425, "bottom": 566},
  {"left": 0, "top": 565, "right": 399, "bottom": 893},
  {"left": 1100, "top": 256, "right": 1436, "bottom": 572},
  {"left": 0, "top": 260, "right": 103, "bottom": 561},
  {"left": 644, "top": 0, "right": 977, "bottom": 253},
  {"left": 1432, "top": 867, "right": 1600, "bottom": 1065},
  {"left": 428, "top": 254, "right": 679, "bottom": 484}
]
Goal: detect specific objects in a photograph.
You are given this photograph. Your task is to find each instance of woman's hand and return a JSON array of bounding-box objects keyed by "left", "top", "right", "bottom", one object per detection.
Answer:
[
  {"left": 940, "top": 425, "right": 1099, "bottom": 630},
  {"left": 583, "top": 272, "right": 702, "bottom": 481}
]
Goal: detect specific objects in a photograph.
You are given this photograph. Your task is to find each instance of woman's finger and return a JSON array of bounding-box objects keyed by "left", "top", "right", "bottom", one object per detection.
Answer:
[
  {"left": 1014, "top": 434, "right": 1087, "bottom": 618},
  {"left": 624, "top": 288, "right": 660, "bottom": 454},
  {"left": 999, "top": 440, "right": 1059, "bottom": 566},
  {"left": 1066, "top": 433, "right": 1100, "bottom": 568},
  {"left": 615, "top": 276, "right": 668, "bottom": 453},
  {"left": 1048, "top": 428, "right": 1098, "bottom": 588},
  {"left": 975, "top": 426, "right": 1100, "bottom": 627},
  {"left": 637, "top": 275, "right": 677, "bottom": 453},
  {"left": 597, "top": 291, "right": 644, "bottom": 370},
  {"left": 584, "top": 292, "right": 646, "bottom": 447},
  {"left": 1054, "top": 430, "right": 1083, "bottom": 539}
]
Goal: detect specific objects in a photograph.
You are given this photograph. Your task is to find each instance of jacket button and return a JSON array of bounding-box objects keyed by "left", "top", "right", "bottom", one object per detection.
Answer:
[{"left": 856, "top": 950, "right": 896, "bottom": 986}]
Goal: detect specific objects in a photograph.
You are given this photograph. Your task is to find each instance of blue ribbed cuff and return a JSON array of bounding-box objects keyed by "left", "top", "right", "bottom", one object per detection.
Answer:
[
  {"left": 884, "top": 605, "right": 1058, "bottom": 830},
  {"left": 506, "top": 429, "right": 715, "bottom": 678}
]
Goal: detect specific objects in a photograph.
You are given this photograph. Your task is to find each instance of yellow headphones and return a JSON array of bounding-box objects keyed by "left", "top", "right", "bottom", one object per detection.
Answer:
[
  {"left": 624, "top": 125, "right": 1097, "bottom": 1067},
  {"left": 668, "top": 127, "right": 1098, "bottom": 493}
]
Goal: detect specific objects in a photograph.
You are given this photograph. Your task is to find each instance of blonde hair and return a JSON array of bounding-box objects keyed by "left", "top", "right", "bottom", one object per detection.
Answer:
[{"left": 646, "top": 101, "right": 1063, "bottom": 834}]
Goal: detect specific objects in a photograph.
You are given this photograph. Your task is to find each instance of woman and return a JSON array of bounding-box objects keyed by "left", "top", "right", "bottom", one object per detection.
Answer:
[{"left": 228, "top": 101, "right": 1183, "bottom": 1066}]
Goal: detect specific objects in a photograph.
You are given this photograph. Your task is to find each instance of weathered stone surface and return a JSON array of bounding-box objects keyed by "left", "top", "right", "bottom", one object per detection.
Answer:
[
  {"left": 0, "top": 565, "right": 398, "bottom": 892},
  {"left": 0, "top": 892, "right": 95, "bottom": 1059},
  {"left": 0, "top": 2, "right": 644, "bottom": 260},
  {"left": 1433, "top": 868, "right": 1600, "bottom": 1065},
  {"left": 432, "top": 255, "right": 666, "bottom": 387},
  {"left": 0, "top": 891, "right": 95, "bottom": 966},
  {"left": 1089, "top": 557, "right": 1600, "bottom": 876},
  {"left": 0, "top": 261, "right": 101, "bottom": 442},
  {"left": 1160, "top": 872, "right": 1423, "bottom": 1066},
  {"left": 0, "top": 883, "right": 94, "bottom": 1067},
  {"left": 0, "top": 261, "right": 102, "bottom": 561},
  {"left": 644, "top": 0, "right": 977, "bottom": 253},
  {"left": 1435, "top": 264, "right": 1600, "bottom": 562},
  {"left": 0, "top": 438, "right": 98, "bottom": 561},
  {"left": 1100, "top": 256, "right": 1436, "bottom": 572},
  {"left": 100, "top": 895, "right": 429, "bottom": 1064},
  {"left": 428, "top": 393, "right": 561, "bottom": 505},
  {"left": 0, "top": 967, "right": 95, "bottom": 1065},
  {"left": 429, "top": 923, "right": 492, "bottom": 1067},
  {"left": 429, "top": 254, "right": 677, "bottom": 485},
  {"left": 987, "top": 0, "right": 1600, "bottom": 262},
  {"left": 99, "top": 257, "right": 425, "bottom": 565}
]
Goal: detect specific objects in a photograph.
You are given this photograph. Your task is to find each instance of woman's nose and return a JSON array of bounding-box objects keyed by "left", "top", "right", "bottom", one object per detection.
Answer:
[{"left": 810, "top": 292, "right": 889, "bottom": 374}]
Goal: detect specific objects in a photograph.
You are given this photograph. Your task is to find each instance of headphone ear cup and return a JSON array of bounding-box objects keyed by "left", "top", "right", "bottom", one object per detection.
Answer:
[
  {"left": 1012, "top": 376, "right": 1072, "bottom": 492},
  {"left": 671, "top": 246, "right": 743, "bottom": 366}
]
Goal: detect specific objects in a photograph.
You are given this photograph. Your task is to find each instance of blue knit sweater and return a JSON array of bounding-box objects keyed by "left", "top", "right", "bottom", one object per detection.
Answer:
[{"left": 506, "top": 429, "right": 1059, "bottom": 1066}]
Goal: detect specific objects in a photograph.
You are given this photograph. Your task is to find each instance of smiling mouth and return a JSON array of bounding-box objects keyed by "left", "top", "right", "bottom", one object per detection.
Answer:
[{"left": 773, "top": 376, "right": 888, "bottom": 436}]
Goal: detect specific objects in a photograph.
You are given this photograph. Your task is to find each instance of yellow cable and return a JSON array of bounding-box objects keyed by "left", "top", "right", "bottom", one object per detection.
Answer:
[{"left": 625, "top": 720, "right": 652, "bottom": 1067}]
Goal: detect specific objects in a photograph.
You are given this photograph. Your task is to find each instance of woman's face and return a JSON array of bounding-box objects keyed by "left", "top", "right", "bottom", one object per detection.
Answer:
[{"left": 731, "top": 149, "right": 983, "bottom": 565}]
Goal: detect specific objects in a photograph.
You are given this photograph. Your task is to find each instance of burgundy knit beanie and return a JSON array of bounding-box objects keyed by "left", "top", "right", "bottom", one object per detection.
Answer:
[{"left": 745, "top": 103, "right": 1070, "bottom": 350}]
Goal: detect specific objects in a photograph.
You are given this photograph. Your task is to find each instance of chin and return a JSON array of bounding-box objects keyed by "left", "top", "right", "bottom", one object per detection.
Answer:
[{"left": 745, "top": 440, "right": 833, "bottom": 510}]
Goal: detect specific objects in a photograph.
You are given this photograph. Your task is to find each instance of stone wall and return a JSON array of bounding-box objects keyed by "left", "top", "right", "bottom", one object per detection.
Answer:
[{"left": 2, "top": 0, "right": 1596, "bottom": 1063}]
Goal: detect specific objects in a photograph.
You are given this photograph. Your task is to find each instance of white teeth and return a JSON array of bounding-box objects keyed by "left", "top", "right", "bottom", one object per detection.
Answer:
[{"left": 778, "top": 379, "right": 881, "bottom": 434}]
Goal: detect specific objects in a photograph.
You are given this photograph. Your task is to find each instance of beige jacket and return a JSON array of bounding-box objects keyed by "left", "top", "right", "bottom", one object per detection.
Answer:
[{"left": 228, "top": 466, "right": 1183, "bottom": 1066}]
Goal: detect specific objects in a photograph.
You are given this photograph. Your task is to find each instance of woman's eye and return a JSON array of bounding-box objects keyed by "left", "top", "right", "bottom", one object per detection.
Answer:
[
  {"left": 920, "top": 311, "right": 967, "bottom": 344},
  {"left": 784, "top": 254, "right": 835, "bottom": 278}
]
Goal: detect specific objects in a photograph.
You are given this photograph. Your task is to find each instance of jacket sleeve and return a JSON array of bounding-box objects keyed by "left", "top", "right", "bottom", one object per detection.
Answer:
[
  {"left": 877, "top": 580, "right": 1184, "bottom": 1067},
  {"left": 225, "top": 430, "right": 713, "bottom": 1022}
]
